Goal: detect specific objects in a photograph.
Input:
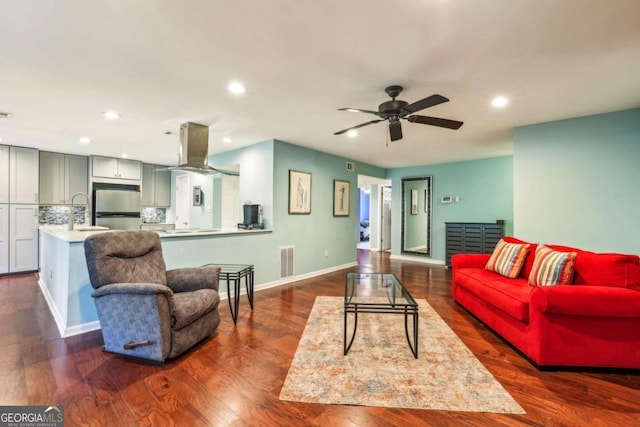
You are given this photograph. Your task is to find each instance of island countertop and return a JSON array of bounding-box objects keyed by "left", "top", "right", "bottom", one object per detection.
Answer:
[{"left": 39, "top": 225, "right": 271, "bottom": 242}]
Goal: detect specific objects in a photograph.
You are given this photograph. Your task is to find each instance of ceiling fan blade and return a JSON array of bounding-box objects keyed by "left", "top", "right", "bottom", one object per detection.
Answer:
[
  {"left": 403, "top": 94, "right": 449, "bottom": 114},
  {"left": 407, "top": 115, "right": 464, "bottom": 130},
  {"left": 389, "top": 120, "right": 403, "bottom": 141},
  {"left": 337, "top": 107, "right": 380, "bottom": 115},
  {"left": 334, "top": 119, "right": 384, "bottom": 135}
]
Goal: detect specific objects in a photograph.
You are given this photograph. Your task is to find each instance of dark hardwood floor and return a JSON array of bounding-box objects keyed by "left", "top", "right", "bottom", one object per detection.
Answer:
[{"left": 1, "top": 250, "right": 639, "bottom": 426}]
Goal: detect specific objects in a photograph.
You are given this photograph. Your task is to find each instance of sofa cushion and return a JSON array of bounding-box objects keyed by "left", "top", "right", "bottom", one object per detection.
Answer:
[
  {"left": 546, "top": 244, "right": 640, "bottom": 288},
  {"left": 529, "top": 245, "right": 577, "bottom": 286},
  {"left": 503, "top": 236, "right": 538, "bottom": 279},
  {"left": 456, "top": 268, "right": 532, "bottom": 322},
  {"left": 485, "top": 239, "right": 530, "bottom": 278}
]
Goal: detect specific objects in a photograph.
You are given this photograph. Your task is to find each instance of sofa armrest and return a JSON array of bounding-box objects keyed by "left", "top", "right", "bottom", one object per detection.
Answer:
[
  {"left": 530, "top": 285, "right": 640, "bottom": 318},
  {"left": 166, "top": 267, "right": 221, "bottom": 293},
  {"left": 451, "top": 253, "right": 490, "bottom": 269}
]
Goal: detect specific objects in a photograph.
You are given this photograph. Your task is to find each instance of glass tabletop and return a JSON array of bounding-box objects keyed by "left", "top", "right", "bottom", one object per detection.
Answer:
[{"left": 345, "top": 273, "right": 417, "bottom": 306}]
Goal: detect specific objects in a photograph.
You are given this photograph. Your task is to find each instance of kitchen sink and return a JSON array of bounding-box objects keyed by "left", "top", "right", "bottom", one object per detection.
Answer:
[{"left": 73, "top": 225, "right": 110, "bottom": 231}]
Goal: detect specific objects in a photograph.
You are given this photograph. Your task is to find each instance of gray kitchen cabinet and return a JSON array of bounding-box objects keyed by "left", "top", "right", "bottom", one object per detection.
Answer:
[
  {"left": 142, "top": 163, "right": 171, "bottom": 207},
  {"left": 0, "top": 145, "right": 8, "bottom": 203},
  {"left": 9, "top": 146, "right": 39, "bottom": 204},
  {"left": 9, "top": 204, "right": 39, "bottom": 272},
  {"left": 39, "top": 151, "right": 88, "bottom": 204},
  {"left": 0, "top": 204, "right": 8, "bottom": 274},
  {"left": 92, "top": 155, "right": 141, "bottom": 180}
]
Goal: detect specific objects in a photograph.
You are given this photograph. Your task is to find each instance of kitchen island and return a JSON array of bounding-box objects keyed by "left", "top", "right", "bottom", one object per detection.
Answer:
[{"left": 38, "top": 225, "right": 272, "bottom": 337}]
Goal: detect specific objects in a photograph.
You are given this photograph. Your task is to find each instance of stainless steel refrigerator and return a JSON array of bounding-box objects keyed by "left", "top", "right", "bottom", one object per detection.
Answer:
[{"left": 94, "top": 189, "right": 142, "bottom": 230}]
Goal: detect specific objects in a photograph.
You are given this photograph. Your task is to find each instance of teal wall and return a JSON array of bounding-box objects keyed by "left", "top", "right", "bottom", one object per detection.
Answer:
[
  {"left": 166, "top": 139, "right": 385, "bottom": 284},
  {"left": 387, "top": 156, "right": 514, "bottom": 262},
  {"left": 513, "top": 108, "right": 640, "bottom": 254}
]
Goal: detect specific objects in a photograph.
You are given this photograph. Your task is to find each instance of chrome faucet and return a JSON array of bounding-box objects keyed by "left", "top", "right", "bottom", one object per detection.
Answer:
[{"left": 69, "top": 192, "right": 91, "bottom": 230}]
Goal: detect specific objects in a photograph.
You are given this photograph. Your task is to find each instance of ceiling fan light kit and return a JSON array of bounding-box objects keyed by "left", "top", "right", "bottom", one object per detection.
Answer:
[{"left": 334, "top": 85, "right": 463, "bottom": 142}]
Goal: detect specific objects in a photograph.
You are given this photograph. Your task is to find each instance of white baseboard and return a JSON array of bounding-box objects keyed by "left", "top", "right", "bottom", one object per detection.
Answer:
[
  {"left": 37, "top": 277, "right": 67, "bottom": 338},
  {"left": 389, "top": 254, "right": 446, "bottom": 266}
]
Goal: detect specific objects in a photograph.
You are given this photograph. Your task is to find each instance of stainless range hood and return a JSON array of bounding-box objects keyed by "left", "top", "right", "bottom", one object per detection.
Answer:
[{"left": 168, "top": 122, "right": 238, "bottom": 175}]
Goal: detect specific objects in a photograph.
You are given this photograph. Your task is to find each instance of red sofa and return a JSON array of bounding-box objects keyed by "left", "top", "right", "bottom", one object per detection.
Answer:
[{"left": 452, "top": 237, "right": 640, "bottom": 369}]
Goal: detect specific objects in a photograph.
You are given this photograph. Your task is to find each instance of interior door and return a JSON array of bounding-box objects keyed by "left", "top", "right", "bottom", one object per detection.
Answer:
[
  {"left": 381, "top": 186, "right": 392, "bottom": 251},
  {"left": 175, "top": 174, "right": 190, "bottom": 229}
]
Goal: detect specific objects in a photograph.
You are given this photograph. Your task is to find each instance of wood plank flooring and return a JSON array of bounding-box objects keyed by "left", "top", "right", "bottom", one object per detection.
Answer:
[{"left": 1, "top": 250, "right": 639, "bottom": 426}]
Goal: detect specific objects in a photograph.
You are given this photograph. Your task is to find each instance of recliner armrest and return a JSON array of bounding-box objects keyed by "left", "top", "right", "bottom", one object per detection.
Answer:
[
  {"left": 166, "top": 267, "right": 221, "bottom": 293},
  {"left": 91, "top": 282, "right": 173, "bottom": 298}
]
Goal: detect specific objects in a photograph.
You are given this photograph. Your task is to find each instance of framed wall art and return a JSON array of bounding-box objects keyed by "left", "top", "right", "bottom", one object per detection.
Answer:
[
  {"left": 289, "top": 169, "right": 312, "bottom": 214},
  {"left": 333, "top": 179, "right": 350, "bottom": 217}
]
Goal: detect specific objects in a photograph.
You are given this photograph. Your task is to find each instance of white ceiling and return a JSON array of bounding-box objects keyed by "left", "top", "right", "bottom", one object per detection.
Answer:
[{"left": 1, "top": 1, "right": 639, "bottom": 169}]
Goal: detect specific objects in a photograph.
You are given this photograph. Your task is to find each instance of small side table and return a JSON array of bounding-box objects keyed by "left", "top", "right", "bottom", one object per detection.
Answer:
[{"left": 203, "top": 264, "right": 254, "bottom": 324}]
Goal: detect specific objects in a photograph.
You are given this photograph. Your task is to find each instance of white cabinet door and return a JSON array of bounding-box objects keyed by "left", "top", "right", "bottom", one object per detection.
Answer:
[
  {"left": 117, "top": 158, "right": 142, "bottom": 180},
  {"left": 141, "top": 163, "right": 156, "bottom": 206},
  {"left": 0, "top": 145, "right": 9, "bottom": 204},
  {"left": 154, "top": 167, "right": 171, "bottom": 207},
  {"left": 39, "top": 151, "right": 66, "bottom": 204},
  {"left": 92, "top": 156, "right": 118, "bottom": 178},
  {"left": 10, "top": 146, "right": 39, "bottom": 204},
  {"left": 9, "top": 204, "right": 39, "bottom": 272},
  {"left": 65, "top": 154, "right": 88, "bottom": 202},
  {"left": 0, "top": 204, "right": 8, "bottom": 274}
]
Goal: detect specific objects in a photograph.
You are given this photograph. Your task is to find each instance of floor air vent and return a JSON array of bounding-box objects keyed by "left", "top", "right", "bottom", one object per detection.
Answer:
[{"left": 279, "top": 245, "right": 295, "bottom": 278}]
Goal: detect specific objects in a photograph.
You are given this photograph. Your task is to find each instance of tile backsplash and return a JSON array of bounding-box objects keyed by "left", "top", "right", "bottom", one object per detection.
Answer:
[
  {"left": 39, "top": 206, "right": 88, "bottom": 225},
  {"left": 141, "top": 207, "right": 167, "bottom": 223},
  {"left": 39, "top": 206, "right": 168, "bottom": 225}
]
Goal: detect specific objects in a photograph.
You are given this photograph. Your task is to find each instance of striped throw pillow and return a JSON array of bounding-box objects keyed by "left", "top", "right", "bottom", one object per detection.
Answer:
[
  {"left": 485, "top": 239, "right": 530, "bottom": 278},
  {"left": 528, "top": 245, "right": 577, "bottom": 286}
]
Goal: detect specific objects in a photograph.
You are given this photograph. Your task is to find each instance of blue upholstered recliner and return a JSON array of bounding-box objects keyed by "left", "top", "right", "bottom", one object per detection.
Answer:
[{"left": 84, "top": 230, "right": 221, "bottom": 362}]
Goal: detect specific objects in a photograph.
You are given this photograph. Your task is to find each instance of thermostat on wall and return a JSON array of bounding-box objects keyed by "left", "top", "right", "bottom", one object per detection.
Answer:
[{"left": 441, "top": 195, "right": 453, "bottom": 204}]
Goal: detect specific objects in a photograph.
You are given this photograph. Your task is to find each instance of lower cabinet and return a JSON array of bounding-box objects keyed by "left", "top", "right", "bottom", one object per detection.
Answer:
[
  {"left": 0, "top": 204, "right": 8, "bottom": 274},
  {"left": 9, "top": 204, "right": 39, "bottom": 273}
]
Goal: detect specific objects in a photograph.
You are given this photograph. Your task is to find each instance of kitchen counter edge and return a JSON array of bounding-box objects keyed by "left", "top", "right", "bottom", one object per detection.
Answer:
[{"left": 39, "top": 225, "right": 272, "bottom": 243}]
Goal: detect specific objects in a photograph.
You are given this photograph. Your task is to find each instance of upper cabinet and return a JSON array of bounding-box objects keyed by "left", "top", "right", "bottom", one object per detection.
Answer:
[
  {"left": 39, "top": 152, "right": 88, "bottom": 204},
  {"left": 142, "top": 163, "right": 171, "bottom": 207},
  {"left": 9, "top": 146, "right": 39, "bottom": 204},
  {"left": 91, "top": 156, "right": 141, "bottom": 181},
  {"left": 0, "top": 145, "right": 9, "bottom": 203}
]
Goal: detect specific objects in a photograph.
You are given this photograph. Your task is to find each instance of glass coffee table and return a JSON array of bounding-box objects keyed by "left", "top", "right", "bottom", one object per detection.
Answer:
[{"left": 344, "top": 273, "right": 419, "bottom": 358}]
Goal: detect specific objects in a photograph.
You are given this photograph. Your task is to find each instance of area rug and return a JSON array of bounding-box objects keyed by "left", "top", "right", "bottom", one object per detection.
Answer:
[{"left": 279, "top": 296, "right": 525, "bottom": 414}]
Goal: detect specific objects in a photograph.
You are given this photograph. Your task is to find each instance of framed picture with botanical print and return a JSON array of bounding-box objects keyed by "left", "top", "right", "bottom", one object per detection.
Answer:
[
  {"left": 289, "top": 169, "right": 312, "bottom": 214},
  {"left": 333, "top": 179, "right": 350, "bottom": 217}
]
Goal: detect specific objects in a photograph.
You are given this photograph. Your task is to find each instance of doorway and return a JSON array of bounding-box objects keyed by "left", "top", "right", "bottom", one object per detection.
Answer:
[{"left": 357, "top": 175, "right": 392, "bottom": 252}]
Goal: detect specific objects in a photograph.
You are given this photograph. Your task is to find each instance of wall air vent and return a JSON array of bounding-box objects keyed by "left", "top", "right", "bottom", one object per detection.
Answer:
[
  {"left": 279, "top": 245, "right": 295, "bottom": 278},
  {"left": 346, "top": 161, "right": 355, "bottom": 172}
]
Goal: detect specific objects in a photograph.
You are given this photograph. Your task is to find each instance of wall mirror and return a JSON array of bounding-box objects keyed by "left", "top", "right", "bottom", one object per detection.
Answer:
[{"left": 401, "top": 176, "right": 432, "bottom": 256}]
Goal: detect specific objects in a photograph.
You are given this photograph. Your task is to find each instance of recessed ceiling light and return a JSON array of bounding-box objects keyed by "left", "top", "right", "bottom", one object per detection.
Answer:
[
  {"left": 121, "top": 153, "right": 128, "bottom": 158},
  {"left": 223, "top": 137, "right": 232, "bottom": 144},
  {"left": 227, "top": 81, "right": 246, "bottom": 95},
  {"left": 0, "top": 137, "right": 3, "bottom": 142},
  {"left": 491, "top": 96, "right": 509, "bottom": 108},
  {"left": 347, "top": 130, "right": 358, "bottom": 138},
  {"left": 78, "top": 137, "right": 91, "bottom": 144},
  {"left": 103, "top": 111, "right": 120, "bottom": 120}
]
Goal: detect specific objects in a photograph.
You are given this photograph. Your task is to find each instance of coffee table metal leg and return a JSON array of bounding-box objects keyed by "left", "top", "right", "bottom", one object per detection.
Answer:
[
  {"left": 404, "top": 308, "right": 419, "bottom": 359},
  {"left": 344, "top": 307, "right": 359, "bottom": 355}
]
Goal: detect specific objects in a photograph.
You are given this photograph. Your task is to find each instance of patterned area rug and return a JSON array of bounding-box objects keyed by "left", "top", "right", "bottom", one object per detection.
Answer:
[{"left": 280, "top": 296, "right": 525, "bottom": 414}]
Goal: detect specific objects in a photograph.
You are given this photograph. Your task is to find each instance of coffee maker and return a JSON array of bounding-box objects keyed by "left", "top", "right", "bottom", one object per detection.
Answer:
[{"left": 238, "top": 203, "right": 264, "bottom": 229}]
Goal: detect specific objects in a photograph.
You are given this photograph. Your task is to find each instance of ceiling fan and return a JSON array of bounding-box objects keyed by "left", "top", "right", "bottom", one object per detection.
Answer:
[{"left": 334, "top": 85, "right": 463, "bottom": 141}]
